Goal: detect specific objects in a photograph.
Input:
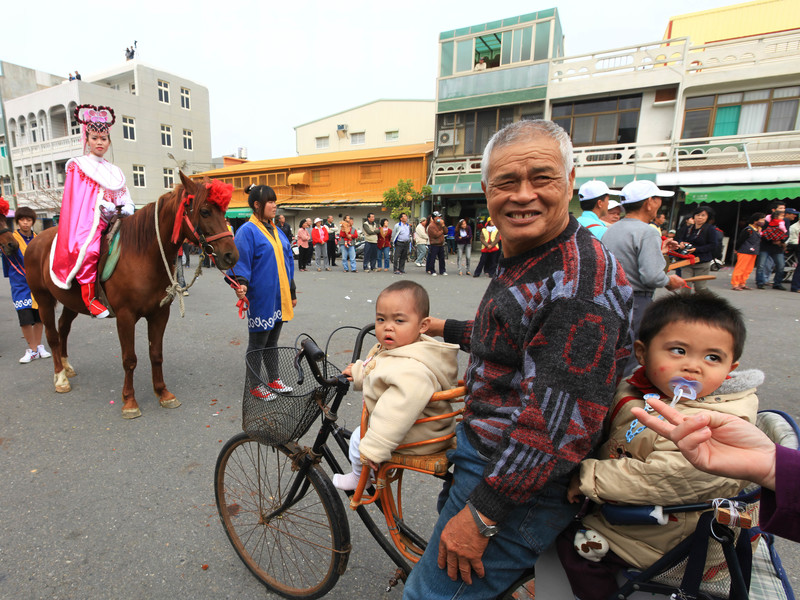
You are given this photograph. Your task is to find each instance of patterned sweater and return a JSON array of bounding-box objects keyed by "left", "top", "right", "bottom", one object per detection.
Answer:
[{"left": 443, "top": 216, "right": 633, "bottom": 522}]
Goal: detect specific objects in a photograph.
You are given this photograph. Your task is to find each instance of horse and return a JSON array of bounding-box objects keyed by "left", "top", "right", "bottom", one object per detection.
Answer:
[{"left": 24, "top": 171, "right": 239, "bottom": 418}]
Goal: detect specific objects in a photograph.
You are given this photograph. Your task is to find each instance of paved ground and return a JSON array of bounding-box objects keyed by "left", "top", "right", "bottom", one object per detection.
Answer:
[{"left": 1, "top": 254, "right": 797, "bottom": 599}]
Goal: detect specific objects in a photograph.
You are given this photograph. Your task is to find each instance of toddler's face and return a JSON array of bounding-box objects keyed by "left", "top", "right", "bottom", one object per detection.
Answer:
[
  {"left": 634, "top": 320, "right": 738, "bottom": 399},
  {"left": 375, "top": 291, "right": 428, "bottom": 350}
]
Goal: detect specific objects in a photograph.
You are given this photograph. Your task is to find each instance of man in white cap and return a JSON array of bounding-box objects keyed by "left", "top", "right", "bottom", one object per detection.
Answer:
[
  {"left": 603, "top": 180, "right": 685, "bottom": 377},
  {"left": 576, "top": 180, "right": 619, "bottom": 240}
]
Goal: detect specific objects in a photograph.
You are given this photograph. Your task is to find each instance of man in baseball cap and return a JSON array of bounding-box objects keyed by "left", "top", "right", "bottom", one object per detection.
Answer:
[
  {"left": 603, "top": 179, "right": 685, "bottom": 377},
  {"left": 576, "top": 180, "right": 619, "bottom": 240}
]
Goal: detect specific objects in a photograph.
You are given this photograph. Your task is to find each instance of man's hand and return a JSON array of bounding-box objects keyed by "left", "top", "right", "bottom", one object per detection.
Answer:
[
  {"left": 666, "top": 274, "right": 687, "bottom": 291},
  {"left": 235, "top": 284, "right": 247, "bottom": 300},
  {"left": 437, "top": 506, "right": 492, "bottom": 584},
  {"left": 567, "top": 472, "right": 583, "bottom": 504},
  {"left": 426, "top": 317, "right": 446, "bottom": 338}
]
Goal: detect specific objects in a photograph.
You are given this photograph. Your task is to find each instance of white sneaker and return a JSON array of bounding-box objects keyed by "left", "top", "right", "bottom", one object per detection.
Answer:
[
  {"left": 442, "top": 272, "right": 448, "bottom": 276},
  {"left": 267, "top": 379, "right": 294, "bottom": 393},
  {"left": 20, "top": 349, "right": 39, "bottom": 363},
  {"left": 431, "top": 272, "right": 437, "bottom": 277},
  {"left": 250, "top": 384, "right": 276, "bottom": 401},
  {"left": 37, "top": 345, "right": 52, "bottom": 359}
]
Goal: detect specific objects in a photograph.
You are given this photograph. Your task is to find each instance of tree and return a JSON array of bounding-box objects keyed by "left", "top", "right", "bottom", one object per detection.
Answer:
[{"left": 382, "top": 179, "right": 431, "bottom": 221}]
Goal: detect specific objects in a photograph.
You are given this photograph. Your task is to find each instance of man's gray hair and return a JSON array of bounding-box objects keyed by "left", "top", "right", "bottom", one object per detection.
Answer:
[{"left": 481, "top": 120, "right": 574, "bottom": 185}]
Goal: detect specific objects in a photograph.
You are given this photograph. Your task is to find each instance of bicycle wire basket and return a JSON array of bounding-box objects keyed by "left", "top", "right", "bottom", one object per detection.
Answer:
[{"left": 242, "top": 347, "right": 341, "bottom": 446}]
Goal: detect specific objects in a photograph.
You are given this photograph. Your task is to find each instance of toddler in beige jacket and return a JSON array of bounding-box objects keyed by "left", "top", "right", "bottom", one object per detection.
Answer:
[{"left": 333, "top": 281, "right": 459, "bottom": 490}]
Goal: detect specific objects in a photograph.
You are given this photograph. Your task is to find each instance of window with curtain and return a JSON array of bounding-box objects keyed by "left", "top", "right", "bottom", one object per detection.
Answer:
[{"left": 682, "top": 86, "right": 800, "bottom": 138}]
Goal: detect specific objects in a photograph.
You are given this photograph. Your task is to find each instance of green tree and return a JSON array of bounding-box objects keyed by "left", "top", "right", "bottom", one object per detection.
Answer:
[{"left": 382, "top": 179, "right": 431, "bottom": 221}]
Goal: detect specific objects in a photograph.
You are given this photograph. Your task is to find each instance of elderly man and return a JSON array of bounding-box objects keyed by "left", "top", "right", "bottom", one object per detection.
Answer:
[{"left": 404, "top": 120, "right": 632, "bottom": 599}]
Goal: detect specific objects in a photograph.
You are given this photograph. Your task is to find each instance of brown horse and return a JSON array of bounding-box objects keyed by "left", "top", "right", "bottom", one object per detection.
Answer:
[
  {"left": 0, "top": 223, "right": 18, "bottom": 256},
  {"left": 24, "top": 172, "right": 238, "bottom": 418}
]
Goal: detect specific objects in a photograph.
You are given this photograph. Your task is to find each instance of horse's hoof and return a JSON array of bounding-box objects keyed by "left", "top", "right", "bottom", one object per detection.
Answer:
[
  {"left": 61, "top": 358, "right": 77, "bottom": 378},
  {"left": 54, "top": 371, "right": 71, "bottom": 393},
  {"left": 159, "top": 396, "right": 181, "bottom": 409},
  {"left": 122, "top": 408, "right": 142, "bottom": 419}
]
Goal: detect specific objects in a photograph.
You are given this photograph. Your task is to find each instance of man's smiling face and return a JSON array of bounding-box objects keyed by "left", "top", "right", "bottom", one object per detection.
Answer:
[{"left": 483, "top": 135, "right": 574, "bottom": 257}]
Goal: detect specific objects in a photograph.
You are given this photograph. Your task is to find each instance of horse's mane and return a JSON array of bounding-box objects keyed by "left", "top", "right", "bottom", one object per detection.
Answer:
[{"left": 118, "top": 187, "right": 182, "bottom": 255}]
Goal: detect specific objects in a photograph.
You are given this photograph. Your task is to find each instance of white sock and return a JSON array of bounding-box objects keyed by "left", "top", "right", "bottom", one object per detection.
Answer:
[{"left": 332, "top": 471, "right": 361, "bottom": 491}]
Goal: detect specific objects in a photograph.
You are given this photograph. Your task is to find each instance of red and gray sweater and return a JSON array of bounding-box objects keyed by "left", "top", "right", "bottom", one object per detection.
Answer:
[{"left": 443, "top": 217, "right": 632, "bottom": 522}]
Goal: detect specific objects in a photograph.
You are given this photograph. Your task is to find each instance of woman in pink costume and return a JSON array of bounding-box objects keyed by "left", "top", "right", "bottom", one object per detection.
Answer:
[{"left": 51, "top": 105, "right": 134, "bottom": 318}]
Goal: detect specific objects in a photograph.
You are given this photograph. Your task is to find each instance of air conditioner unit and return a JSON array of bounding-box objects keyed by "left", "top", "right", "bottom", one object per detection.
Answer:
[
  {"left": 337, "top": 124, "right": 348, "bottom": 131},
  {"left": 438, "top": 130, "right": 458, "bottom": 147}
]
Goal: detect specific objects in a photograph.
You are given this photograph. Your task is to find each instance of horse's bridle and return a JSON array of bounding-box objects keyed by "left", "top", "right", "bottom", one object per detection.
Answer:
[{"left": 179, "top": 192, "right": 233, "bottom": 260}]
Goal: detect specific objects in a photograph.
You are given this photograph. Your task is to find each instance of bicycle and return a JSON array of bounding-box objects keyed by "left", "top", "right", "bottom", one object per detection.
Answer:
[{"left": 213, "top": 325, "right": 535, "bottom": 599}]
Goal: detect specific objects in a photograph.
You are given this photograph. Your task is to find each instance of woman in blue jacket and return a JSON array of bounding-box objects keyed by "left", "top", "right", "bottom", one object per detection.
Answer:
[{"left": 230, "top": 185, "right": 296, "bottom": 398}]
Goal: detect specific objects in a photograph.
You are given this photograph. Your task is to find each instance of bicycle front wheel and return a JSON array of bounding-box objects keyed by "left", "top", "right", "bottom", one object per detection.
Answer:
[{"left": 215, "top": 433, "right": 351, "bottom": 599}]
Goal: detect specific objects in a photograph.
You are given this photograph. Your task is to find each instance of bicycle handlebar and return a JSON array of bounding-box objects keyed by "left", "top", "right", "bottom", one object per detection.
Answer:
[{"left": 297, "top": 338, "right": 338, "bottom": 388}]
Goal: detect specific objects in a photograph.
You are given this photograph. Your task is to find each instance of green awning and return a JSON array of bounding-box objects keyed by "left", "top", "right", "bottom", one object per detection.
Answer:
[
  {"left": 225, "top": 207, "right": 252, "bottom": 218},
  {"left": 682, "top": 182, "right": 800, "bottom": 205}
]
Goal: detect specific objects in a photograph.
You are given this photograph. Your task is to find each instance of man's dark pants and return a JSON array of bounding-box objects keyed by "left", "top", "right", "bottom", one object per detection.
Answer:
[
  {"left": 393, "top": 241, "right": 409, "bottom": 273},
  {"left": 363, "top": 242, "right": 378, "bottom": 271},
  {"left": 426, "top": 244, "right": 446, "bottom": 274}
]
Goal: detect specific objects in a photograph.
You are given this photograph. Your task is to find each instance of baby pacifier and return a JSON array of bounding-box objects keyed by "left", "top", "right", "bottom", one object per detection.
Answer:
[{"left": 668, "top": 377, "right": 702, "bottom": 407}]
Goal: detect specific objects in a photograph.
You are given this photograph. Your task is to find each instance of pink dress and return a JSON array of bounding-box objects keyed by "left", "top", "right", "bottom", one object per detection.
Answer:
[{"left": 51, "top": 154, "right": 132, "bottom": 289}]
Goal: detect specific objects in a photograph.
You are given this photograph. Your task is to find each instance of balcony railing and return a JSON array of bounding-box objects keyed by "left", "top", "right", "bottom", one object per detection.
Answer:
[
  {"left": 549, "top": 29, "right": 800, "bottom": 84},
  {"left": 10, "top": 135, "right": 82, "bottom": 161},
  {"left": 433, "top": 130, "right": 800, "bottom": 180}
]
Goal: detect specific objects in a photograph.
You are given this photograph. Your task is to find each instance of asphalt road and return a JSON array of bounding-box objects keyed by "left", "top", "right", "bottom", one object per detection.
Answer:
[{"left": 1, "top": 255, "right": 798, "bottom": 599}]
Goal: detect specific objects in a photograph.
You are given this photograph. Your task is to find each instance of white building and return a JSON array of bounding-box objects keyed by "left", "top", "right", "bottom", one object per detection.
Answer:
[
  {"left": 430, "top": 2, "right": 800, "bottom": 255},
  {"left": 0, "top": 61, "right": 66, "bottom": 199},
  {"left": 4, "top": 61, "right": 212, "bottom": 219},
  {"left": 294, "top": 99, "right": 434, "bottom": 155}
]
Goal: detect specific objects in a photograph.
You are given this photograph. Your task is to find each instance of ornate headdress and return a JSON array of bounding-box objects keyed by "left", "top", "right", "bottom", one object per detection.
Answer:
[
  {"left": 0, "top": 196, "right": 9, "bottom": 217},
  {"left": 74, "top": 104, "right": 116, "bottom": 136}
]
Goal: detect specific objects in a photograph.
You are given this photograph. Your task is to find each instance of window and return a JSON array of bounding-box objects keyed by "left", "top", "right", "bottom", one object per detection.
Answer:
[
  {"left": 350, "top": 132, "right": 365, "bottom": 145},
  {"left": 435, "top": 101, "right": 544, "bottom": 157},
  {"left": 681, "top": 86, "right": 800, "bottom": 139},
  {"left": 183, "top": 129, "right": 193, "bottom": 151},
  {"left": 158, "top": 80, "right": 170, "bottom": 103},
  {"left": 267, "top": 173, "right": 286, "bottom": 187},
  {"left": 385, "top": 130, "right": 399, "bottom": 142},
  {"left": 129, "top": 82, "right": 136, "bottom": 95},
  {"left": 161, "top": 124, "right": 172, "bottom": 147},
  {"left": 163, "top": 168, "right": 174, "bottom": 189},
  {"left": 315, "top": 136, "right": 330, "bottom": 149},
  {"left": 445, "top": 23, "right": 549, "bottom": 75},
  {"left": 552, "top": 95, "right": 642, "bottom": 146},
  {"left": 122, "top": 116, "right": 135, "bottom": 141},
  {"left": 311, "top": 169, "right": 330, "bottom": 184},
  {"left": 360, "top": 164, "right": 382, "bottom": 181},
  {"left": 70, "top": 118, "right": 80, "bottom": 136},
  {"left": 132, "top": 165, "right": 146, "bottom": 188},
  {"left": 180, "top": 87, "right": 191, "bottom": 110}
]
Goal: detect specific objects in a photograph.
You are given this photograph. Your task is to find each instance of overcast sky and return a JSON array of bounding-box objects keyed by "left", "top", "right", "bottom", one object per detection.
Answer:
[{"left": 3, "top": 0, "right": 740, "bottom": 161}]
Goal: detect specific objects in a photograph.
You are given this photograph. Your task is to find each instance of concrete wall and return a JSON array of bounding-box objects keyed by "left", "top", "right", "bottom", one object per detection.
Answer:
[{"left": 295, "top": 100, "right": 435, "bottom": 155}]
